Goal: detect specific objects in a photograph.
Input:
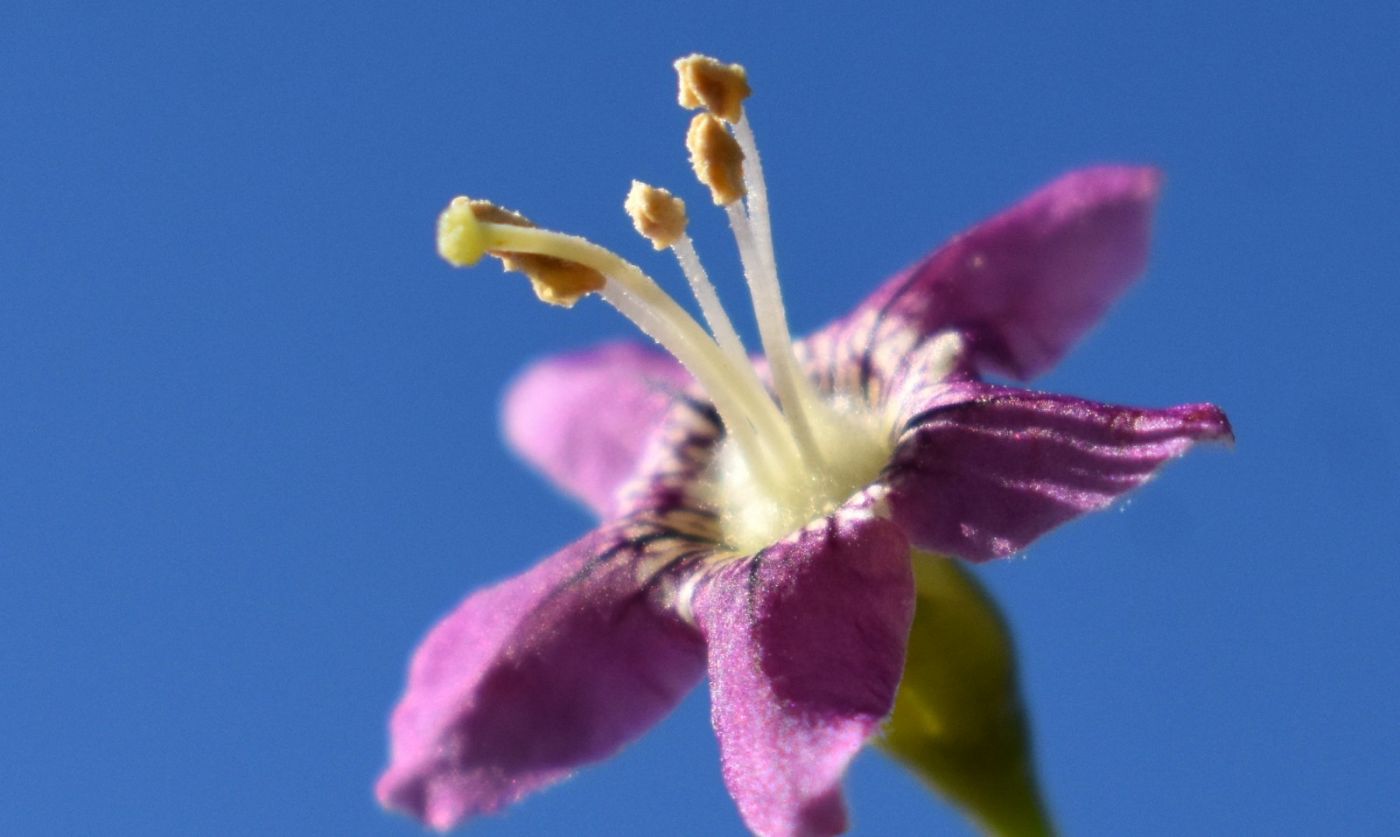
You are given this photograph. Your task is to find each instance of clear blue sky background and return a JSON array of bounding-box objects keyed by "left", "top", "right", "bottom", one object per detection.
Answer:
[{"left": 3, "top": 2, "right": 1396, "bottom": 835}]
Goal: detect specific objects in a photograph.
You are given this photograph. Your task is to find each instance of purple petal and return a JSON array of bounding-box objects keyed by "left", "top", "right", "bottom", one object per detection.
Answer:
[
  {"left": 839, "top": 166, "right": 1161, "bottom": 380},
  {"left": 503, "top": 341, "right": 692, "bottom": 517},
  {"left": 691, "top": 508, "right": 915, "bottom": 837},
  {"left": 377, "top": 522, "right": 708, "bottom": 830},
  {"left": 883, "top": 381, "right": 1234, "bottom": 562}
]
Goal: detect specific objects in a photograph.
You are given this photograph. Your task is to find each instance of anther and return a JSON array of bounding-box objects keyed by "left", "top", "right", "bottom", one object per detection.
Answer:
[
  {"left": 675, "top": 54, "right": 750, "bottom": 124},
  {"left": 686, "top": 114, "right": 746, "bottom": 205},
  {"left": 624, "top": 181, "right": 688, "bottom": 250}
]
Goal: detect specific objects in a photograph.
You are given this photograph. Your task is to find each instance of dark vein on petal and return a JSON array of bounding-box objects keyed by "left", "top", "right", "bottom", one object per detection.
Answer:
[
  {"left": 745, "top": 549, "right": 766, "bottom": 623},
  {"left": 637, "top": 547, "right": 715, "bottom": 598},
  {"left": 538, "top": 528, "right": 719, "bottom": 610},
  {"left": 860, "top": 261, "right": 932, "bottom": 394},
  {"left": 899, "top": 402, "right": 968, "bottom": 437}
]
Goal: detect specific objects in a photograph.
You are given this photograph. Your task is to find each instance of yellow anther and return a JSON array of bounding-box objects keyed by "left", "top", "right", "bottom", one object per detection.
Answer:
[
  {"left": 686, "top": 114, "right": 746, "bottom": 205},
  {"left": 437, "top": 198, "right": 606, "bottom": 308},
  {"left": 624, "top": 181, "right": 688, "bottom": 250},
  {"left": 675, "top": 54, "right": 751, "bottom": 123}
]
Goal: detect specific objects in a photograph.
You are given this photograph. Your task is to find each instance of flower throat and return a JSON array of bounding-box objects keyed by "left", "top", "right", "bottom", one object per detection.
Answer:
[{"left": 435, "top": 55, "right": 892, "bottom": 552}]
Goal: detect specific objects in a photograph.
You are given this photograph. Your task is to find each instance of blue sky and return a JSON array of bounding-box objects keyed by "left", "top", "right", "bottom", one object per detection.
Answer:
[{"left": 3, "top": 2, "right": 1397, "bottom": 834}]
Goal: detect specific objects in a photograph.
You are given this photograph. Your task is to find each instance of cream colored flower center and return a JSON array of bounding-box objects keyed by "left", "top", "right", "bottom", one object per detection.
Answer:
[{"left": 708, "top": 394, "right": 892, "bottom": 552}]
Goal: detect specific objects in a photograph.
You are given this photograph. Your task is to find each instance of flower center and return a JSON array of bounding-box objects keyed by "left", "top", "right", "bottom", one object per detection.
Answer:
[
  {"left": 708, "top": 392, "right": 892, "bottom": 553},
  {"left": 434, "top": 54, "right": 891, "bottom": 552}
]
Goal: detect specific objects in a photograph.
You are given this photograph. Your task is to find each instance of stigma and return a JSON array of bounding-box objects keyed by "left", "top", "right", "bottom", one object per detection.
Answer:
[{"left": 434, "top": 55, "right": 893, "bottom": 552}]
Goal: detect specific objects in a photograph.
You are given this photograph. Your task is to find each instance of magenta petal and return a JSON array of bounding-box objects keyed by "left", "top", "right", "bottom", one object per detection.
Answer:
[
  {"left": 377, "top": 523, "right": 707, "bottom": 830},
  {"left": 503, "top": 341, "right": 692, "bottom": 517},
  {"left": 884, "top": 382, "right": 1234, "bottom": 562},
  {"left": 692, "top": 510, "right": 915, "bottom": 837},
  {"left": 850, "top": 166, "right": 1161, "bottom": 380}
]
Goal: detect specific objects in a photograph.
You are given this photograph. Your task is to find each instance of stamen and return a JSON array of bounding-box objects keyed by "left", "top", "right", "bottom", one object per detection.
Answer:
[
  {"left": 674, "top": 54, "right": 751, "bottom": 124},
  {"left": 729, "top": 110, "right": 829, "bottom": 457},
  {"left": 626, "top": 181, "right": 805, "bottom": 471},
  {"left": 724, "top": 201, "right": 825, "bottom": 470},
  {"left": 686, "top": 114, "right": 747, "bottom": 206},
  {"left": 675, "top": 59, "right": 828, "bottom": 472},
  {"left": 596, "top": 282, "right": 778, "bottom": 484},
  {"left": 670, "top": 233, "right": 750, "bottom": 372},
  {"left": 731, "top": 114, "right": 776, "bottom": 289},
  {"left": 674, "top": 231, "right": 803, "bottom": 466},
  {"left": 624, "top": 181, "right": 688, "bottom": 251}
]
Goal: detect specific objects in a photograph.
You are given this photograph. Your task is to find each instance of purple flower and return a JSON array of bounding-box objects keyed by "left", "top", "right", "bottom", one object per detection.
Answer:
[{"left": 378, "top": 56, "right": 1231, "bottom": 836}]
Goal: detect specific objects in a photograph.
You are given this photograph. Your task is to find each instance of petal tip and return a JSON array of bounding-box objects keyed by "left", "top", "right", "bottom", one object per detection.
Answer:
[
  {"left": 376, "top": 766, "right": 451, "bottom": 831},
  {"left": 1070, "top": 163, "right": 1164, "bottom": 203},
  {"left": 1182, "top": 402, "right": 1235, "bottom": 447},
  {"left": 796, "top": 786, "right": 850, "bottom": 837},
  {"left": 844, "top": 162, "right": 1173, "bottom": 382}
]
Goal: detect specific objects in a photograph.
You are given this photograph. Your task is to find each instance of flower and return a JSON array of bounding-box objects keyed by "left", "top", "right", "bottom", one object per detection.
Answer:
[{"left": 377, "top": 55, "right": 1232, "bottom": 836}]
